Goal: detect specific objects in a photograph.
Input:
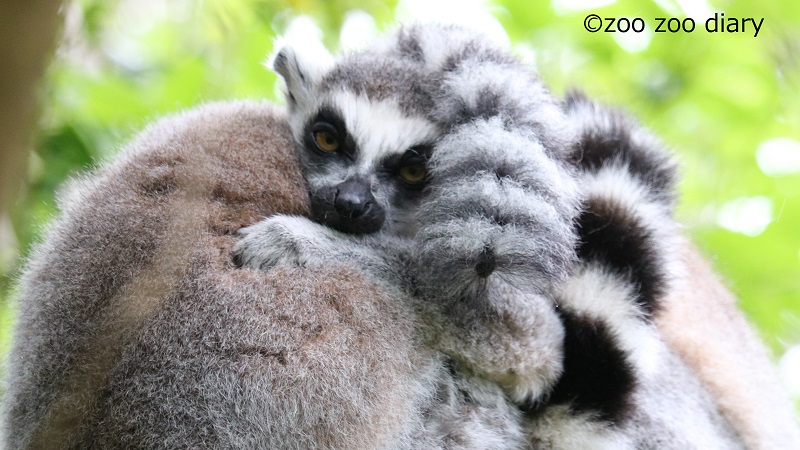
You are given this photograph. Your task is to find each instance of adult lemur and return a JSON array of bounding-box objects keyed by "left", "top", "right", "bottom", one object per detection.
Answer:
[{"left": 233, "top": 24, "right": 797, "bottom": 448}]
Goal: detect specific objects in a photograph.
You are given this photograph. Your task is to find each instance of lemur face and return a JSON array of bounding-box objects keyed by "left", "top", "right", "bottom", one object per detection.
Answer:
[{"left": 273, "top": 43, "right": 440, "bottom": 236}]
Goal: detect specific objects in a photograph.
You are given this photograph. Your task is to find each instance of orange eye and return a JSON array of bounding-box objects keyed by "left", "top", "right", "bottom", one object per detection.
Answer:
[
  {"left": 314, "top": 130, "right": 340, "bottom": 152},
  {"left": 399, "top": 165, "right": 427, "bottom": 184}
]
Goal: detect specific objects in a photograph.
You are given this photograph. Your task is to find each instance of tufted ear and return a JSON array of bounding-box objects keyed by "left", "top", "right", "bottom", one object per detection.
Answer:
[{"left": 270, "top": 41, "right": 334, "bottom": 108}]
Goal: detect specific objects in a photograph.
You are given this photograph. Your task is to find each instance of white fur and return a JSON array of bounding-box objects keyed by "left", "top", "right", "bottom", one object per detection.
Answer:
[
  {"left": 269, "top": 32, "right": 335, "bottom": 103},
  {"left": 527, "top": 405, "right": 633, "bottom": 449},
  {"left": 330, "top": 90, "right": 439, "bottom": 170},
  {"left": 559, "top": 263, "right": 665, "bottom": 378},
  {"left": 233, "top": 214, "right": 402, "bottom": 276},
  {"left": 582, "top": 164, "right": 686, "bottom": 286}
]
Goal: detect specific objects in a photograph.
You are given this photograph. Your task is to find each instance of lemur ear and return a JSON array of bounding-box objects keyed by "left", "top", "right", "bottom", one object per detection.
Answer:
[{"left": 270, "top": 41, "right": 334, "bottom": 108}]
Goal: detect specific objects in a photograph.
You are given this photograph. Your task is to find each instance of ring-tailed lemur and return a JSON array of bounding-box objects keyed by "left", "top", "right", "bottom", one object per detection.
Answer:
[
  {"left": 233, "top": 24, "right": 579, "bottom": 405},
  {"left": 232, "top": 24, "right": 745, "bottom": 447}
]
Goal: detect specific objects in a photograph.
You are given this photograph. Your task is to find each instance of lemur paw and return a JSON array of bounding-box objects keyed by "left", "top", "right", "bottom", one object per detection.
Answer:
[{"left": 232, "top": 215, "right": 329, "bottom": 270}]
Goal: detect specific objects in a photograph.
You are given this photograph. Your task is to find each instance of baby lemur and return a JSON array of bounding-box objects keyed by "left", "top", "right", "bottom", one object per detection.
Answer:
[{"left": 233, "top": 24, "right": 578, "bottom": 404}]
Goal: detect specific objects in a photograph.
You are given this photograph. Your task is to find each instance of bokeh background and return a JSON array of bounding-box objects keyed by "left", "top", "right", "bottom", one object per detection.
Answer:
[{"left": 1, "top": 0, "right": 798, "bottom": 409}]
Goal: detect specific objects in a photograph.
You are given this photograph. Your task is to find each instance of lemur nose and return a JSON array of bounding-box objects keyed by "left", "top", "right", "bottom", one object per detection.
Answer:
[{"left": 334, "top": 179, "right": 374, "bottom": 219}]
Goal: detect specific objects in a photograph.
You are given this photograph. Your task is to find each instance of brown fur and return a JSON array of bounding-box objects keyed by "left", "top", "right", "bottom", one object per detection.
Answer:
[
  {"left": 658, "top": 241, "right": 800, "bottom": 449},
  {"left": 2, "top": 101, "right": 438, "bottom": 449}
]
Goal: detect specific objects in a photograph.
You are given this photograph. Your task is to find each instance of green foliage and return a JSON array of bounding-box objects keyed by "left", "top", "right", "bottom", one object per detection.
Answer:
[{"left": 1, "top": 0, "right": 799, "bottom": 405}]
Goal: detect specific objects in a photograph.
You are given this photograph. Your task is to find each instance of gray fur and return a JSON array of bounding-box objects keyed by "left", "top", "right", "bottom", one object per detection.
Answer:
[{"left": 410, "top": 118, "right": 579, "bottom": 403}]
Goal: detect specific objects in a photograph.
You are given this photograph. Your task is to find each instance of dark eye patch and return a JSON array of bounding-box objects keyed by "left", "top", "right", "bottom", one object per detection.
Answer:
[
  {"left": 406, "top": 144, "right": 434, "bottom": 160},
  {"left": 382, "top": 144, "right": 434, "bottom": 169},
  {"left": 303, "top": 107, "right": 357, "bottom": 159},
  {"left": 381, "top": 145, "right": 433, "bottom": 191}
]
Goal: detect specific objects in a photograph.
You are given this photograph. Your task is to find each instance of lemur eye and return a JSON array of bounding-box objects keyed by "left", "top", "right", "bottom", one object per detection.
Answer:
[
  {"left": 398, "top": 165, "right": 427, "bottom": 184},
  {"left": 313, "top": 130, "right": 340, "bottom": 152}
]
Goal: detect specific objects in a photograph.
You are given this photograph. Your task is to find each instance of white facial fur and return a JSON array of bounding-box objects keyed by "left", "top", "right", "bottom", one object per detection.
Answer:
[{"left": 330, "top": 90, "right": 438, "bottom": 173}]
